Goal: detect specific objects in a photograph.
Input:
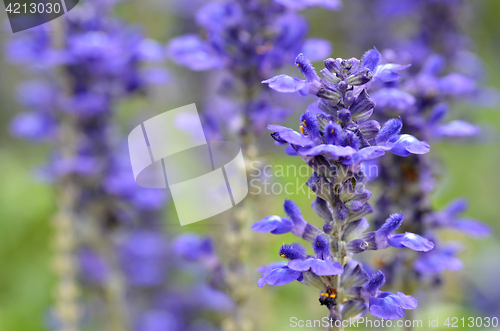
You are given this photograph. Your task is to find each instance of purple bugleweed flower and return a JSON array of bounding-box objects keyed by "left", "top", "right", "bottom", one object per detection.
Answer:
[
  {"left": 253, "top": 50, "right": 433, "bottom": 322},
  {"left": 7, "top": 1, "right": 228, "bottom": 330},
  {"left": 167, "top": 0, "right": 339, "bottom": 134},
  {"left": 361, "top": 0, "right": 493, "bottom": 297}
]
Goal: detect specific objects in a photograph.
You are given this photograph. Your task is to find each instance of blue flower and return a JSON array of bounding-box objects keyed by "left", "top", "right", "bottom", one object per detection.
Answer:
[
  {"left": 363, "top": 271, "right": 418, "bottom": 320},
  {"left": 371, "top": 214, "right": 434, "bottom": 252},
  {"left": 252, "top": 216, "right": 293, "bottom": 234},
  {"left": 257, "top": 265, "right": 303, "bottom": 287}
]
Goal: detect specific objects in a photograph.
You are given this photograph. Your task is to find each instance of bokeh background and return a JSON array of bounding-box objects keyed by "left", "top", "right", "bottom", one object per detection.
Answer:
[{"left": 0, "top": 0, "right": 499, "bottom": 330}]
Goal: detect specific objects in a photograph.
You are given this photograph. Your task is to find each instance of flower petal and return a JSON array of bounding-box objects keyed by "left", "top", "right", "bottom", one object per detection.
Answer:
[
  {"left": 374, "top": 63, "right": 411, "bottom": 82},
  {"left": 251, "top": 215, "right": 293, "bottom": 234},
  {"left": 298, "top": 144, "right": 357, "bottom": 158},
  {"left": 390, "top": 134, "right": 430, "bottom": 157},
  {"left": 258, "top": 266, "right": 302, "bottom": 287},
  {"left": 388, "top": 233, "right": 434, "bottom": 252},
  {"left": 262, "top": 74, "right": 307, "bottom": 93},
  {"left": 453, "top": 219, "right": 491, "bottom": 238},
  {"left": 343, "top": 146, "right": 387, "bottom": 165},
  {"left": 268, "top": 125, "right": 314, "bottom": 146}
]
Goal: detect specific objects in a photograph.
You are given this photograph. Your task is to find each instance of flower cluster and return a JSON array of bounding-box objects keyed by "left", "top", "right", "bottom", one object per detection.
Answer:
[
  {"left": 360, "top": 0, "right": 493, "bottom": 292},
  {"left": 7, "top": 1, "right": 231, "bottom": 330},
  {"left": 167, "top": 0, "right": 340, "bottom": 136},
  {"left": 253, "top": 49, "right": 434, "bottom": 322}
]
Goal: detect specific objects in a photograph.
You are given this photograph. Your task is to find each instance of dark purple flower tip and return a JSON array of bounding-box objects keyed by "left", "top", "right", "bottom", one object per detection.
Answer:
[
  {"left": 300, "top": 111, "right": 321, "bottom": 140},
  {"left": 358, "top": 120, "right": 381, "bottom": 140},
  {"left": 388, "top": 233, "right": 434, "bottom": 252},
  {"left": 453, "top": 219, "right": 491, "bottom": 238},
  {"left": 324, "top": 57, "right": 341, "bottom": 74},
  {"left": 374, "top": 63, "right": 411, "bottom": 82},
  {"left": 268, "top": 124, "right": 314, "bottom": 147},
  {"left": 340, "top": 130, "right": 360, "bottom": 150},
  {"left": 377, "top": 214, "right": 404, "bottom": 237},
  {"left": 166, "top": 35, "right": 221, "bottom": 71},
  {"left": 371, "top": 88, "right": 416, "bottom": 111},
  {"left": 312, "top": 234, "right": 330, "bottom": 259},
  {"left": 338, "top": 108, "right": 352, "bottom": 125},
  {"left": 323, "top": 222, "right": 333, "bottom": 234},
  {"left": 376, "top": 118, "right": 403, "bottom": 145},
  {"left": 360, "top": 48, "right": 381, "bottom": 71},
  {"left": 257, "top": 266, "right": 302, "bottom": 287},
  {"left": 346, "top": 239, "right": 370, "bottom": 253},
  {"left": 350, "top": 89, "right": 375, "bottom": 121},
  {"left": 369, "top": 292, "right": 417, "bottom": 320},
  {"left": 257, "top": 261, "right": 288, "bottom": 274},
  {"left": 343, "top": 146, "right": 386, "bottom": 165},
  {"left": 252, "top": 215, "right": 293, "bottom": 234},
  {"left": 364, "top": 270, "right": 386, "bottom": 295},
  {"left": 279, "top": 244, "right": 307, "bottom": 260},
  {"left": 288, "top": 258, "right": 343, "bottom": 276},
  {"left": 436, "top": 121, "right": 480, "bottom": 138},
  {"left": 347, "top": 68, "right": 374, "bottom": 86},
  {"left": 295, "top": 53, "right": 319, "bottom": 82},
  {"left": 262, "top": 74, "right": 308, "bottom": 93},
  {"left": 390, "top": 134, "right": 430, "bottom": 157},
  {"left": 324, "top": 121, "right": 342, "bottom": 145},
  {"left": 302, "top": 38, "right": 332, "bottom": 62},
  {"left": 173, "top": 234, "right": 214, "bottom": 261}
]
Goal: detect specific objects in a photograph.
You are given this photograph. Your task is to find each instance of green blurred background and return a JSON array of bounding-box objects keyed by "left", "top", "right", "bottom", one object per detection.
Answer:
[{"left": 0, "top": 0, "right": 499, "bottom": 330}]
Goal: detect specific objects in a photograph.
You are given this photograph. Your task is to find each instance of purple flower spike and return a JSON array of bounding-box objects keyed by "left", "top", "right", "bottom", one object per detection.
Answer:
[
  {"left": 288, "top": 258, "right": 343, "bottom": 276},
  {"left": 252, "top": 216, "right": 293, "bottom": 234}
]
